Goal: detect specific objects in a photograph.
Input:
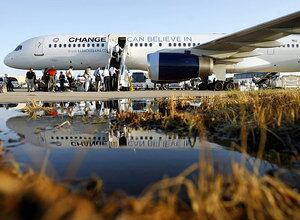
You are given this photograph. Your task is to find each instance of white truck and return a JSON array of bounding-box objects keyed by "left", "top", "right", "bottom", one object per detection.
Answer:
[{"left": 130, "top": 70, "right": 156, "bottom": 90}]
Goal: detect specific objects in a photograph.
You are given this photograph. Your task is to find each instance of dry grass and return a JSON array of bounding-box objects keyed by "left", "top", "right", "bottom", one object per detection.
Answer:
[{"left": 116, "top": 90, "right": 300, "bottom": 165}]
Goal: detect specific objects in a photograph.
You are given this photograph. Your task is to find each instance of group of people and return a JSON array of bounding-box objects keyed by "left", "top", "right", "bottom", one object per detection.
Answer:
[
  {"left": 0, "top": 74, "right": 15, "bottom": 92},
  {"left": 25, "top": 65, "right": 130, "bottom": 92}
]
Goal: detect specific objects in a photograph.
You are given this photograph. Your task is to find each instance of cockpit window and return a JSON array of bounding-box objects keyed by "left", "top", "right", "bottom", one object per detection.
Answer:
[{"left": 14, "top": 45, "right": 23, "bottom": 51}]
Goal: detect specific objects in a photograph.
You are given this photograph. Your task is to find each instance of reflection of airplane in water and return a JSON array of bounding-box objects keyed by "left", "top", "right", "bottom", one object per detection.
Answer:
[
  {"left": 7, "top": 114, "right": 200, "bottom": 149},
  {"left": 7, "top": 115, "right": 109, "bottom": 148}
]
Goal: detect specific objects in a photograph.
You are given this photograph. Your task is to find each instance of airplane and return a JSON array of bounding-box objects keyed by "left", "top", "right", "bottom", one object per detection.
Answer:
[{"left": 4, "top": 11, "right": 300, "bottom": 90}]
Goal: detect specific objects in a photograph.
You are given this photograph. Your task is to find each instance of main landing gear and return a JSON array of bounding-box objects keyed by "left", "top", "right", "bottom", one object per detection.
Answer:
[{"left": 198, "top": 78, "right": 235, "bottom": 91}]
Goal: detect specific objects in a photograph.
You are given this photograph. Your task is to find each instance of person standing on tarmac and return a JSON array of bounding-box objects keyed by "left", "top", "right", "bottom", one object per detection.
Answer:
[
  {"left": 66, "top": 66, "right": 75, "bottom": 91},
  {"left": 26, "top": 68, "right": 36, "bottom": 92},
  {"left": 103, "top": 67, "right": 110, "bottom": 91},
  {"left": 59, "top": 71, "right": 66, "bottom": 92},
  {"left": 42, "top": 68, "right": 49, "bottom": 91},
  {"left": 109, "top": 66, "right": 117, "bottom": 91},
  {"left": 48, "top": 66, "right": 57, "bottom": 92},
  {"left": 93, "top": 66, "right": 103, "bottom": 92},
  {"left": 83, "top": 67, "right": 92, "bottom": 92}
]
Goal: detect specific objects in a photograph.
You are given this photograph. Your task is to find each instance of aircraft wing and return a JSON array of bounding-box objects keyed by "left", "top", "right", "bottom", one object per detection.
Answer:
[{"left": 197, "top": 11, "right": 300, "bottom": 53}]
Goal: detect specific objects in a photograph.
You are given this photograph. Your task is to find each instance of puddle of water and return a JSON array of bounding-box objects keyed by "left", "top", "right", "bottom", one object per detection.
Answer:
[{"left": 0, "top": 100, "right": 277, "bottom": 195}]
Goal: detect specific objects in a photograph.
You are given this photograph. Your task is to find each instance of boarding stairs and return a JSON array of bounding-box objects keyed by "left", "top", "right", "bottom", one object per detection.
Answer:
[{"left": 107, "top": 35, "right": 129, "bottom": 90}]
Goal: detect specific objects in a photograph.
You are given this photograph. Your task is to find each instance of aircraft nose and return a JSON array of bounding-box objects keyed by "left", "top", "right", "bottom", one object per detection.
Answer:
[{"left": 4, "top": 53, "right": 14, "bottom": 67}]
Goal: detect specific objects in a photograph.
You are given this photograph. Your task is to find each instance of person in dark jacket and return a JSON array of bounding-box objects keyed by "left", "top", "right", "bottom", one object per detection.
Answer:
[
  {"left": 26, "top": 68, "right": 36, "bottom": 92},
  {"left": 59, "top": 71, "right": 66, "bottom": 91}
]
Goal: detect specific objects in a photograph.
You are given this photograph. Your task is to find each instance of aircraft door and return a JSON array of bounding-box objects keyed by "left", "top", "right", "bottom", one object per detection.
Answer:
[{"left": 34, "top": 39, "right": 45, "bottom": 56}]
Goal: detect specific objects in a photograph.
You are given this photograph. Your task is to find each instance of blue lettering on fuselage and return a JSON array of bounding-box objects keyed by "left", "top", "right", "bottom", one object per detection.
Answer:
[{"left": 127, "top": 36, "right": 193, "bottom": 43}]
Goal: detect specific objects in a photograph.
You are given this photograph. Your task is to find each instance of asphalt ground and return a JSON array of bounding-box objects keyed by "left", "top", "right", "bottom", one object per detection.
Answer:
[{"left": 0, "top": 89, "right": 227, "bottom": 103}]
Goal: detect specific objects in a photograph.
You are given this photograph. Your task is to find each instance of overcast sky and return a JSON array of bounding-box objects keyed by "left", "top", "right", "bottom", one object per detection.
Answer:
[{"left": 0, "top": 0, "right": 299, "bottom": 76}]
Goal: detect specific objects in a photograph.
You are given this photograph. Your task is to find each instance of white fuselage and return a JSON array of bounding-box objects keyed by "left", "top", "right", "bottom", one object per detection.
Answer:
[{"left": 4, "top": 34, "right": 300, "bottom": 74}]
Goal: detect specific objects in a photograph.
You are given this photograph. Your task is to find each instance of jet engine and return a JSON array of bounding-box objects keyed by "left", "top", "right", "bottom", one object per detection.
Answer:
[{"left": 147, "top": 52, "right": 213, "bottom": 82}]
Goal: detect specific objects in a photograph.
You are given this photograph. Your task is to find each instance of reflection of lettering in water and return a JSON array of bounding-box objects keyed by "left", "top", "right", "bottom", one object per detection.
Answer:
[
  {"left": 127, "top": 139, "right": 192, "bottom": 148},
  {"left": 71, "top": 141, "right": 107, "bottom": 147}
]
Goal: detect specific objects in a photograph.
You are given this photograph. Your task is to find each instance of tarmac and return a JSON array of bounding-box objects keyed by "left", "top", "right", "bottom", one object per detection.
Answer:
[{"left": 0, "top": 89, "right": 226, "bottom": 103}]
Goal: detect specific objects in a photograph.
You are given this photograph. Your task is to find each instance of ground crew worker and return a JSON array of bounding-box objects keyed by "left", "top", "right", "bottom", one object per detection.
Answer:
[
  {"left": 26, "top": 68, "right": 36, "bottom": 92},
  {"left": 48, "top": 66, "right": 57, "bottom": 92},
  {"left": 103, "top": 67, "right": 110, "bottom": 91}
]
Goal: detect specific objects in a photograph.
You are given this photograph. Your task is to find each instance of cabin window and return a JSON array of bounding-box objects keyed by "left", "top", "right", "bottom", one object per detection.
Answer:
[
  {"left": 73, "top": 44, "right": 76, "bottom": 47},
  {"left": 287, "top": 44, "right": 290, "bottom": 48},
  {"left": 169, "top": 43, "right": 172, "bottom": 47},
  {"left": 59, "top": 44, "right": 62, "bottom": 48},
  {"left": 82, "top": 44, "right": 86, "bottom": 47},
  {"left": 292, "top": 44, "right": 295, "bottom": 48},
  {"left": 87, "top": 43, "right": 90, "bottom": 47},
  {"left": 183, "top": 43, "right": 186, "bottom": 47},
  {"left": 92, "top": 43, "right": 95, "bottom": 47},
  {"left": 193, "top": 43, "right": 196, "bottom": 47},
  {"left": 140, "top": 43, "right": 143, "bottom": 47},
  {"left": 78, "top": 44, "right": 81, "bottom": 47},
  {"left": 54, "top": 44, "right": 57, "bottom": 48},
  {"left": 173, "top": 43, "right": 177, "bottom": 47},
  {"left": 130, "top": 43, "right": 133, "bottom": 47},
  {"left": 149, "top": 43, "right": 153, "bottom": 47},
  {"left": 188, "top": 43, "right": 191, "bottom": 47},
  {"left": 144, "top": 43, "right": 148, "bottom": 47},
  {"left": 68, "top": 44, "right": 71, "bottom": 47},
  {"left": 159, "top": 43, "right": 162, "bottom": 47},
  {"left": 49, "top": 44, "right": 52, "bottom": 48},
  {"left": 178, "top": 43, "right": 181, "bottom": 47},
  {"left": 101, "top": 43, "right": 105, "bottom": 47},
  {"left": 64, "top": 44, "right": 67, "bottom": 48},
  {"left": 135, "top": 43, "right": 138, "bottom": 47},
  {"left": 198, "top": 43, "right": 201, "bottom": 45},
  {"left": 51, "top": 136, "right": 54, "bottom": 139},
  {"left": 96, "top": 43, "right": 100, "bottom": 47},
  {"left": 297, "top": 44, "right": 299, "bottom": 48}
]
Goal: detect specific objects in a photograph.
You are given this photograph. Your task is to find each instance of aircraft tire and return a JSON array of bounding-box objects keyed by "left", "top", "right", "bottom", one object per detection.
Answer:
[{"left": 213, "top": 81, "right": 224, "bottom": 91}]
